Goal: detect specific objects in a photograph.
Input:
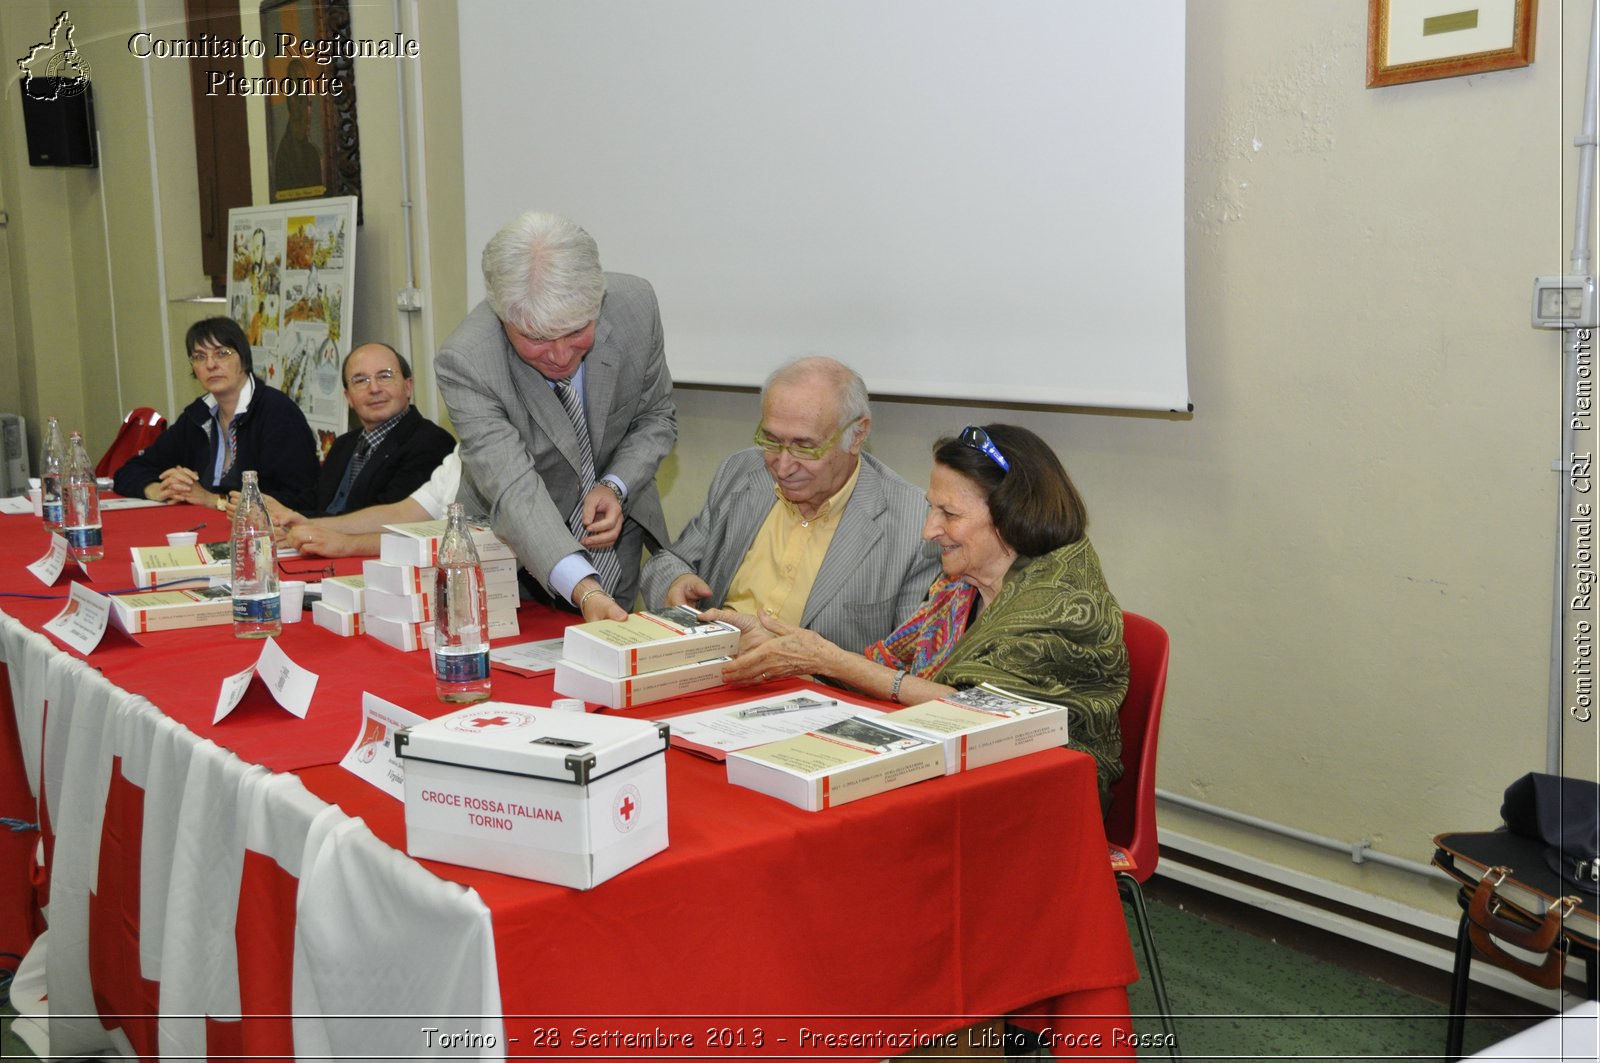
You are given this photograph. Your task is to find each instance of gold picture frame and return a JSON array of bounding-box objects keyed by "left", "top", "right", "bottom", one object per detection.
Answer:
[
  {"left": 260, "top": 0, "right": 363, "bottom": 215},
  {"left": 1367, "top": 0, "right": 1537, "bottom": 88}
]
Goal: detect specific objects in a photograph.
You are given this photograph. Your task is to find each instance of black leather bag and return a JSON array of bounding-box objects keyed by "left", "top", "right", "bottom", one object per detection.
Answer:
[{"left": 1501, "top": 772, "right": 1600, "bottom": 894}]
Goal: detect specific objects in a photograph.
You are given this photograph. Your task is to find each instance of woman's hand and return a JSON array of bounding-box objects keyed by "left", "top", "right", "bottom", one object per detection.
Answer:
[
  {"left": 721, "top": 614, "right": 844, "bottom": 685},
  {"left": 147, "top": 466, "right": 201, "bottom": 503}
]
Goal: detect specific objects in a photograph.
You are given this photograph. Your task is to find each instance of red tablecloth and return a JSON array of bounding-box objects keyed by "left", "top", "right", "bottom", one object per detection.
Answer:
[{"left": 1, "top": 502, "right": 1139, "bottom": 1058}]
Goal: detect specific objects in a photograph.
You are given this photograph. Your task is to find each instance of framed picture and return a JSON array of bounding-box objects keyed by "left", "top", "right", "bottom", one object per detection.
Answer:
[
  {"left": 261, "top": 0, "right": 363, "bottom": 216},
  {"left": 1367, "top": 0, "right": 1537, "bottom": 87}
]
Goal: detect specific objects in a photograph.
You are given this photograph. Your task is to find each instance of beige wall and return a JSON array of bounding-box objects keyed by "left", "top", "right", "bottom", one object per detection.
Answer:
[{"left": 1, "top": 1, "right": 1595, "bottom": 921}]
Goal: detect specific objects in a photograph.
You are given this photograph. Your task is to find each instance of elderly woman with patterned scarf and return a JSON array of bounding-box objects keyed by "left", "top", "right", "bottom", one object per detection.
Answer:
[{"left": 712, "top": 423, "right": 1130, "bottom": 812}]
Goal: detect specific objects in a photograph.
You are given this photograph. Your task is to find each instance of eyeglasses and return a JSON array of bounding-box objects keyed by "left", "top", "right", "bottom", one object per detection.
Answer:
[
  {"left": 754, "top": 418, "right": 858, "bottom": 461},
  {"left": 279, "top": 560, "right": 335, "bottom": 579},
  {"left": 347, "top": 368, "right": 399, "bottom": 389},
  {"left": 958, "top": 425, "right": 1009, "bottom": 472},
  {"left": 188, "top": 346, "right": 239, "bottom": 366}
]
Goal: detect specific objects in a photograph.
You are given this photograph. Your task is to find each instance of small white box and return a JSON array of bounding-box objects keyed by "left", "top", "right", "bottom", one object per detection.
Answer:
[
  {"left": 562, "top": 607, "right": 741, "bottom": 678},
  {"left": 320, "top": 574, "right": 365, "bottom": 613},
  {"left": 554, "top": 654, "right": 729, "bottom": 709},
  {"left": 366, "top": 587, "right": 520, "bottom": 626},
  {"left": 379, "top": 519, "right": 517, "bottom": 567},
  {"left": 365, "top": 614, "right": 429, "bottom": 652},
  {"left": 396, "top": 705, "right": 670, "bottom": 889},
  {"left": 312, "top": 599, "right": 363, "bottom": 637},
  {"left": 363, "top": 556, "right": 518, "bottom": 596}
]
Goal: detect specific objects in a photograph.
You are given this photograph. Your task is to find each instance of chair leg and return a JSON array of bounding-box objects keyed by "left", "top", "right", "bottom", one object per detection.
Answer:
[
  {"left": 1445, "top": 904, "right": 1474, "bottom": 1063},
  {"left": 1119, "top": 872, "right": 1183, "bottom": 1060}
]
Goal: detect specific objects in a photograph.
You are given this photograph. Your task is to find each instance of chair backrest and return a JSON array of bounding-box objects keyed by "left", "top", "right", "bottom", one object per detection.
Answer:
[
  {"left": 1104, "top": 611, "right": 1171, "bottom": 883},
  {"left": 96, "top": 407, "right": 167, "bottom": 478}
]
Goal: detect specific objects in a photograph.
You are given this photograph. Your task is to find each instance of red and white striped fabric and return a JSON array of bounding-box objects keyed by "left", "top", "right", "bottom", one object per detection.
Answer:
[{"left": 0, "top": 610, "right": 503, "bottom": 1060}]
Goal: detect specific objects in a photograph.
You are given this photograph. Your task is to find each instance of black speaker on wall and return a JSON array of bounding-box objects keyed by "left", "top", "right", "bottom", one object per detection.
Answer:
[{"left": 21, "top": 79, "right": 98, "bottom": 168}]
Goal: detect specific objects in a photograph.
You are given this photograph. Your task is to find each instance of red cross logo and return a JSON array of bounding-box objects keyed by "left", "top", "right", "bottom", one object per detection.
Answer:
[
  {"left": 612, "top": 783, "right": 643, "bottom": 833},
  {"left": 471, "top": 716, "right": 512, "bottom": 728}
]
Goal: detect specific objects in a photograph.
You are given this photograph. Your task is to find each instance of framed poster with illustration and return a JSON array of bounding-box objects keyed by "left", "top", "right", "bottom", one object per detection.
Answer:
[
  {"left": 261, "top": 0, "right": 363, "bottom": 217},
  {"left": 226, "top": 196, "right": 359, "bottom": 455}
]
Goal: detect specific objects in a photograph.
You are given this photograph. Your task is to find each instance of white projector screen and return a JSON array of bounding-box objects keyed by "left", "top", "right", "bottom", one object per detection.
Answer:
[{"left": 457, "top": 1, "right": 1188, "bottom": 412}]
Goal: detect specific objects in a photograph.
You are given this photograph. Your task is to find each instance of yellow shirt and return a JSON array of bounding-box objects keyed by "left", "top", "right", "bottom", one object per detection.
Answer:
[{"left": 724, "top": 461, "right": 862, "bottom": 626}]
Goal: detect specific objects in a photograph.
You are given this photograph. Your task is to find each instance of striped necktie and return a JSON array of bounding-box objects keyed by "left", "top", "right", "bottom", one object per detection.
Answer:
[{"left": 553, "top": 379, "right": 622, "bottom": 593}]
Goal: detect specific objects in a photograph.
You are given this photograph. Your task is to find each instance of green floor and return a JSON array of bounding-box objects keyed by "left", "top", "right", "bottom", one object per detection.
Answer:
[{"left": 0, "top": 887, "right": 1556, "bottom": 1061}]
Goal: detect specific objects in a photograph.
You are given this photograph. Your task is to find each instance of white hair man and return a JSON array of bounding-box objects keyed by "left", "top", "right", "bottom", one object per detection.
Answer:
[
  {"left": 640, "top": 356, "right": 938, "bottom": 652},
  {"left": 436, "top": 212, "right": 677, "bottom": 621}
]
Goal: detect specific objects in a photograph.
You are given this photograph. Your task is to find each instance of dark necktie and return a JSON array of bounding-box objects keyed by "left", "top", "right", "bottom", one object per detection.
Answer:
[
  {"left": 553, "top": 379, "right": 622, "bottom": 593},
  {"left": 327, "top": 437, "right": 370, "bottom": 515}
]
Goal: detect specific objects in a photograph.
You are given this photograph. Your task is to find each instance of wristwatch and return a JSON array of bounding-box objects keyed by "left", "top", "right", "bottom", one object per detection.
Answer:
[{"left": 215, "top": 495, "right": 227, "bottom": 511}]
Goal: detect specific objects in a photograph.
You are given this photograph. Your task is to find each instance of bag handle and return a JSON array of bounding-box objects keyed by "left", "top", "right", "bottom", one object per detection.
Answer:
[{"left": 1466, "top": 866, "right": 1581, "bottom": 989}]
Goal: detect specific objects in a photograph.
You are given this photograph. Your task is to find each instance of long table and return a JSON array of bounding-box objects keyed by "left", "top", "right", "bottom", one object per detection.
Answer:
[{"left": 0, "top": 502, "right": 1137, "bottom": 1060}]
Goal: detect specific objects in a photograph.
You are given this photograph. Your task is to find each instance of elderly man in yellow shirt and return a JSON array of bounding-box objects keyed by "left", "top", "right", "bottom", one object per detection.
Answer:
[{"left": 640, "top": 356, "right": 938, "bottom": 653}]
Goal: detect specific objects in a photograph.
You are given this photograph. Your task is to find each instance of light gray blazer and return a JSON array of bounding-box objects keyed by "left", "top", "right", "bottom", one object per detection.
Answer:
[
  {"left": 640, "top": 448, "right": 941, "bottom": 653},
  {"left": 436, "top": 274, "right": 676, "bottom": 606}
]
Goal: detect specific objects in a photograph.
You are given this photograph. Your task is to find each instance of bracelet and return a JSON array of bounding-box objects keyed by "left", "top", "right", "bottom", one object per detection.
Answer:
[
  {"left": 890, "top": 668, "right": 908, "bottom": 704},
  {"left": 599, "top": 479, "right": 624, "bottom": 502},
  {"left": 577, "top": 587, "right": 609, "bottom": 612}
]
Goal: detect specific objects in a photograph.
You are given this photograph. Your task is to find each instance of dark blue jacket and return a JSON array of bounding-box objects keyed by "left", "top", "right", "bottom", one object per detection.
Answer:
[{"left": 111, "top": 376, "right": 319, "bottom": 511}]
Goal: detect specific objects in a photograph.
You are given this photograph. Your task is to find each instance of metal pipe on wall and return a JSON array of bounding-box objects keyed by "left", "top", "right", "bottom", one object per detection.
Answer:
[{"left": 1156, "top": 789, "right": 1450, "bottom": 881}]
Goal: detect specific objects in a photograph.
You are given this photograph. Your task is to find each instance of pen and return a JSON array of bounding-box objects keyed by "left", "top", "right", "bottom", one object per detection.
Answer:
[{"left": 737, "top": 699, "right": 839, "bottom": 718}]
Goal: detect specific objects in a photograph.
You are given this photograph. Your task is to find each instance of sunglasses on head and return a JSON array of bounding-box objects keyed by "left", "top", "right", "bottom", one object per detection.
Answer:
[{"left": 958, "top": 425, "right": 1009, "bottom": 472}]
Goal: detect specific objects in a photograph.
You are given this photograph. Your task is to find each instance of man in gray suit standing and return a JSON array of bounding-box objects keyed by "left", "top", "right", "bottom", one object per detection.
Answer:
[
  {"left": 641, "top": 357, "right": 938, "bottom": 653},
  {"left": 437, "top": 212, "right": 676, "bottom": 621}
]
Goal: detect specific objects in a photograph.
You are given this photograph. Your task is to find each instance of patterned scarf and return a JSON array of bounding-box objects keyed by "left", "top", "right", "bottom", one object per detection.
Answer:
[{"left": 863, "top": 575, "right": 977, "bottom": 678}]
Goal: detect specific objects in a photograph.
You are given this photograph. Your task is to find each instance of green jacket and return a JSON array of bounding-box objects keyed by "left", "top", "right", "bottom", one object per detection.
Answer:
[{"left": 935, "top": 537, "right": 1130, "bottom": 808}]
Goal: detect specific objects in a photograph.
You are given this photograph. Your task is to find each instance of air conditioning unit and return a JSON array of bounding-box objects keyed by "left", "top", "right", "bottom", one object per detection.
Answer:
[{"left": 0, "top": 413, "right": 29, "bottom": 496}]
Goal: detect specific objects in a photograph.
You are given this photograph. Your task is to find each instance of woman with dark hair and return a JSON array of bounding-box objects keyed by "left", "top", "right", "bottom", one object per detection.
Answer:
[
  {"left": 111, "top": 317, "right": 319, "bottom": 511},
  {"left": 714, "top": 423, "right": 1129, "bottom": 809}
]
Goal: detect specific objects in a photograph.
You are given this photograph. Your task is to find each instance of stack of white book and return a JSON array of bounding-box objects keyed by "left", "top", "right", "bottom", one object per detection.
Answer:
[
  {"left": 312, "top": 574, "right": 366, "bottom": 637},
  {"left": 553, "top": 606, "right": 739, "bottom": 709},
  {"left": 359, "top": 518, "right": 521, "bottom": 652}
]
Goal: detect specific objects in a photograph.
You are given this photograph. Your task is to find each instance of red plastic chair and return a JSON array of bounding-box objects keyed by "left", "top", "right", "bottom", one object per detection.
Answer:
[
  {"left": 96, "top": 407, "right": 166, "bottom": 478},
  {"left": 1107, "top": 611, "right": 1181, "bottom": 1056}
]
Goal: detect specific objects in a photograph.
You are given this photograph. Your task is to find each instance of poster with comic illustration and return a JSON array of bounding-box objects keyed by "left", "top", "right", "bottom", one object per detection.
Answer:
[{"left": 225, "top": 196, "right": 357, "bottom": 457}]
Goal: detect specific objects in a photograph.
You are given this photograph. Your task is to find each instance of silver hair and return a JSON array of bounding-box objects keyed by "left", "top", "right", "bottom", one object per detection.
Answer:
[
  {"left": 761, "top": 356, "right": 872, "bottom": 445},
  {"left": 481, "top": 212, "right": 607, "bottom": 339}
]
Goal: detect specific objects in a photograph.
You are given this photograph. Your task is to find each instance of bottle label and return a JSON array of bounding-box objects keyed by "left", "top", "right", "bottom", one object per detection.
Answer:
[
  {"left": 233, "top": 595, "right": 281, "bottom": 623},
  {"left": 434, "top": 649, "right": 490, "bottom": 683},
  {"left": 43, "top": 501, "right": 63, "bottom": 524},
  {"left": 64, "top": 526, "right": 102, "bottom": 549}
]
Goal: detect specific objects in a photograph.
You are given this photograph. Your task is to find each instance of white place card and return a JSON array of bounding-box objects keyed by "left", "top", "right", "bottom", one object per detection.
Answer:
[
  {"left": 27, "top": 534, "right": 67, "bottom": 586},
  {"left": 254, "top": 637, "right": 317, "bottom": 718},
  {"left": 213, "top": 664, "right": 257, "bottom": 724},
  {"left": 43, "top": 582, "right": 110, "bottom": 656},
  {"left": 212, "top": 638, "right": 319, "bottom": 723},
  {"left": 338, "top": 693, "right": 426, "bottom": 800}
]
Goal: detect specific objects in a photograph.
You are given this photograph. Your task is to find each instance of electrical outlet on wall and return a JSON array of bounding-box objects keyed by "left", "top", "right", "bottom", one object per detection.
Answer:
[{"left": 1532, "top": 274, "right": 1598, "bottom": 329}]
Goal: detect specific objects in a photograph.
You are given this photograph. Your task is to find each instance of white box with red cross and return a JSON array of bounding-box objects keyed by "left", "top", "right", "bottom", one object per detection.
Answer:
[{"left": 395, "top": 704, "right": 669, "bottom": 889}]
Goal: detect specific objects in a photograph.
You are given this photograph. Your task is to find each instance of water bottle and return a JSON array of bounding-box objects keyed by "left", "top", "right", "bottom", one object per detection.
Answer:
[
  {"left": 433, "top": 502, "right": 491, "bottom": 704},
  {"left": 41, "top": 417, "right": 64, "bottom": 530},
  {"left": 231, "top": 470, "right": 281, "bottom": 638},
  {"left": 62, "top": 432, "right": 103, "bottom": 562}
]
